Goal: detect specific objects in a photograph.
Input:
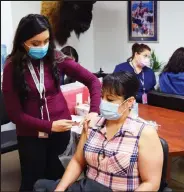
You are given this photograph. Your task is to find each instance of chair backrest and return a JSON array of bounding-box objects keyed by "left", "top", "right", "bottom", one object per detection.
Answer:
[
  {"left": 0, "top": 92, "right": 10, "bottom": 125},
  {"left": 159, "top": 138, "right": 169, "bottom": 192},
  {"left": 148, "top": 90, "right": 184, "bottom": 112},
  {"left": 93, "top": 72, "right": 108, "bottom": 79},
  {"left": 1, "top": 129, "right": 18, "bottom": 154}
]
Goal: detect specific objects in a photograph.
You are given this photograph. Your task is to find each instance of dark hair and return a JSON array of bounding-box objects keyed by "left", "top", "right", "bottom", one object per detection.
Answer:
[
  {"left": 7, "top": 14, "right": 60, "bottom": 102},
  {"left": 61, "top": 46, "right": 79, "bottom": 62},
  {"left": 102, "top": 71, "right": 139, "bottom": 100},
  {"left": 127, "top": 43, "right": 151, "bottom": 62},
  {"left": 162, "top": 47, "right": 184, "bottom": 73}
]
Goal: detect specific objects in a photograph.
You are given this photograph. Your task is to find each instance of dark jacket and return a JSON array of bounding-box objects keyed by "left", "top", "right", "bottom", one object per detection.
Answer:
[{"left": 159, "top": 72, "right": 184, "bottom": 96}]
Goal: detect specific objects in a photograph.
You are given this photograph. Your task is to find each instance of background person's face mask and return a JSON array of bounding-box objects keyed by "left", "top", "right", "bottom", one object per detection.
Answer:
[
  {"left": 140, "top": 57, "right": 150, "bottom": 67},
  {"left": 26, "top": 43, "right": 49, "bottom": 59},
  {"left": 138, "top": 55, "right": 150, "bottom": 67},
  {"left": 99, "top": 99, "right": 128, "bottom": 120}
]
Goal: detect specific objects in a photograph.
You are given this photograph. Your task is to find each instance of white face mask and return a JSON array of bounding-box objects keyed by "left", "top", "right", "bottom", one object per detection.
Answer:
[
  {"left": 139, "top": 57, "right": 150, "bottom": 67},
  {"left": 99, "top": 99, "right": 128, "bottom": 120},
  {"left": 138, "top": 55, "right": 150, "bottom": 67}
]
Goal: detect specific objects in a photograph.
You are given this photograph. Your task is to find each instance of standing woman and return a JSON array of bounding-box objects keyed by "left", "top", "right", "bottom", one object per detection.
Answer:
[
  {"left": 114, "top": 43, "right": 156, "bottom": 103},
  {"left": 2, "top": 14, "right": 101, "bottom": 191}
]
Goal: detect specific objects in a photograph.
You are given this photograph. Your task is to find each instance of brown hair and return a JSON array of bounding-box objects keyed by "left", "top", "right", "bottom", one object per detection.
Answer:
[
  {"left": 103, "top": 71, "right": 139, "bottom": 100},
  {"left": 127, "top": 43, "right": 151, "bottom": 62},
  {"left": 162, "top": 47, "right": 184, "bottom": 73}
]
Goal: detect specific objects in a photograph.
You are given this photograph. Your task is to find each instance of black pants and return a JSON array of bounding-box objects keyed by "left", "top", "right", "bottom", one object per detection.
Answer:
[
  {"left": 33, "top": 178, "right": 112, "bottom": 192},
  {"left": 17, "top": 131, "right": 70, "bottom": 192}
]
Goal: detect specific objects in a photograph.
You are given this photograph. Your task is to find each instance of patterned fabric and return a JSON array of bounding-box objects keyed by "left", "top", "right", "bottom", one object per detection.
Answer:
[{"left": 84, "top": 115, "right": 145, "bottom": 191}]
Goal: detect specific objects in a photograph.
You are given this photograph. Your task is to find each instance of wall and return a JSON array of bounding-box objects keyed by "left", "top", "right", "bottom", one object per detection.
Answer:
[
  {"left": 11, "top": 1, "right": 41, "bottom": 32},
  {"left": 1, "top": 1, "right": 95, "bottom": 72},
  {"left": 57, "top": 25, "right": 95, "bottom": 72},
  {"left": 93, "top": 1, "right": 184, "bottom": 72},
  {"left": 1, "top": 1, "right": 13, "bottom": 53},
  {"left": 3, "top": 1, "right": 183, "bottom": 73}
]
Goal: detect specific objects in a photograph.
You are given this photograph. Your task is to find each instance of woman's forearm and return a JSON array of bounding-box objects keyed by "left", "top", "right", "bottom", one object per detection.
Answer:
[
  {"left": 135, "top": 181, "right": 159, "bottom": 191},
  {"left": 55, "top": 157, "right": 85, "bottom": 191}
]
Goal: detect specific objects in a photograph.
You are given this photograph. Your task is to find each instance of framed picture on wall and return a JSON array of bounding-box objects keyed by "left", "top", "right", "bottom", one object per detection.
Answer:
[{"left": 128, "top": 1, "right": 158, "bottom": 42}]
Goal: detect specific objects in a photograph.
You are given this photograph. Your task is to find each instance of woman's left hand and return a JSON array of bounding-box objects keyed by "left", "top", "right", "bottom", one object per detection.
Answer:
[{"left": 83, "top": 112, "right": 98, "bottom": 132}]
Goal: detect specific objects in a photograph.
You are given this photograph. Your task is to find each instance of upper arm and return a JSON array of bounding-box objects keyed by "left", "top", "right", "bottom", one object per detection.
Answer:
[
  {"left": 138, "top": 125, "right": 163, "bottom": 187},
  {"left": 59, "top": 58, "right": 97, "bottom": 85},
  {"left": 56, "top": 49, "right": 100, "bottom": 86},
  {"left": 73, "top": 129, "right": 88, "bottom": 166}
]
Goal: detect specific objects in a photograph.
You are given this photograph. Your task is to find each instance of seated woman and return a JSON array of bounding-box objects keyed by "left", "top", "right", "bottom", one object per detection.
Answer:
[
  {"left": 61, "top": 46, "right": 79, "bottom": 85},
  {"left": 159, "top": 47, "right": 184, "bottom": 96},
  {"left": 34, "top": 72, "right": 163, "bottom": 192},
  {"left": 114, "top": 43, "right": 156, "bottom": 103}
]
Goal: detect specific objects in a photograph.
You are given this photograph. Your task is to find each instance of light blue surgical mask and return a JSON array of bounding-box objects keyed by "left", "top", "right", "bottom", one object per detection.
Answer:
[
  {"left": 27, "top": 43, "right": 49, "bottom": 59},
  {"left": 99, "top": 99, "right": 128, "bottom": 120}
]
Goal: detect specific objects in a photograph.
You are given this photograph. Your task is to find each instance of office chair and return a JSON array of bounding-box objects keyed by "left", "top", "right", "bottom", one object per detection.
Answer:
[
  {"left": 159, "top": 138, "right": 172, "bottom": 192},
  {"left": 93, "top": 68, "right": 109, "bottom": 79},
  {"left": 0, "top": 93, "right": 10, "bottom": 125},
  {"left": 148, "top": 90, "right": 184, "bottom": 112},
  {"left": 1, "top": 93, "right": 18, "bottom": 154}
]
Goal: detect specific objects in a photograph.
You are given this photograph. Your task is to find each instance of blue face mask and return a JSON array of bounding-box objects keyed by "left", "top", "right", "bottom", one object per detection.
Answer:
[
  {"left": 27, "top": 43, "right": 49, "bottom": 59},
  {"left": 99, "top": 99, "right": 128, "bottom": 120}
]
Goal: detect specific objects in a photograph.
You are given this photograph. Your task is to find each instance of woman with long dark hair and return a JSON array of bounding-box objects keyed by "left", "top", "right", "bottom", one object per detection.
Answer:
[
  {"left": 2, "top": 14, "right": 101, "bottom": 191},
  {"left": 113, "top": 43, "right": 156, "bottom": 103},
  {"left": 159, "top": 47, "right": 184, "bottom": 96}
]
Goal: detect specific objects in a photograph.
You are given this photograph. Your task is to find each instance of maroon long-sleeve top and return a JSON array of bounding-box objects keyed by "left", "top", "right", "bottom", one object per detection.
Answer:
[{"left": 2, "top": 52, "right": 101, "bottom": 136}]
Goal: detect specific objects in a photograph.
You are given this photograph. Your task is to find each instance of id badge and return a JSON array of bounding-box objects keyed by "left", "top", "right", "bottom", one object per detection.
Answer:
[
  {"left": 142, "top": 92, "right": 148, "bottom": 104},
  {"left": 38, "top": 132, "right": 49, "bottom": 138}
]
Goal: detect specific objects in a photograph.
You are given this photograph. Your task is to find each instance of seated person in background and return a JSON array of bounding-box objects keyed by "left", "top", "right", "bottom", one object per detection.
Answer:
[
  {"left": 34, "top": 72, "right": 163, "bottom": 192},
  {"left": 159, "top": 47, "right": 184, "bottom": 96},
  {"left": 114, "top": 43, "right": 156, "bottom": 103},
  {"left": 61, "top": 46, "right": 79, "bottom": 85}
]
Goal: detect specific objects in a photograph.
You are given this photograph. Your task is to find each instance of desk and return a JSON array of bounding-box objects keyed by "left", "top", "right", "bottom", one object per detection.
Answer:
[
  {"left": 139, "top": 104, "right": 184, "bottom": 156},
  {"left": 139, "top": 104, "right": 184, "bottom": 181}
]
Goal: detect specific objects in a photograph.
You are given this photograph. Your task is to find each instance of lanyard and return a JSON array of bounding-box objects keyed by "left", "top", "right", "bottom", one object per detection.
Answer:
[
  {"left": 28, "top": 60, "right": 45, "bottom": 119},
  {"left": 130, "top": 61, "right": 145, "bottom": 91},
  {"left": 140, "top": 72, "right": 145, "bottom": 91},
  {"left": 28, "top": 60, "right": 44, "bottom": 98}
]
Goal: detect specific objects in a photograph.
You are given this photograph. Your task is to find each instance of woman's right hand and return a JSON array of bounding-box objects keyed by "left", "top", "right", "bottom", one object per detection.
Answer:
[{"left": 51, "top": 120, "right": 74, "bottom": 132}]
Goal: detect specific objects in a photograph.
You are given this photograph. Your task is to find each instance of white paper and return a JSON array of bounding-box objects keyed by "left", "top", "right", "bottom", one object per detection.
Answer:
[
  {"left": 75, "top": 104, "right": 90, "bottom": 116},
  {"left": 76, "top": 93, "right": 83, "bottom": 105},
  {"left": 71, "top": 115, "right": 84, "bottom": 134},
  {"left": 71, "top": 126, "right": 83, "bottom": 134},
  {"left": 71, "top": 115, "right": 84, "bottom": 123}
]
